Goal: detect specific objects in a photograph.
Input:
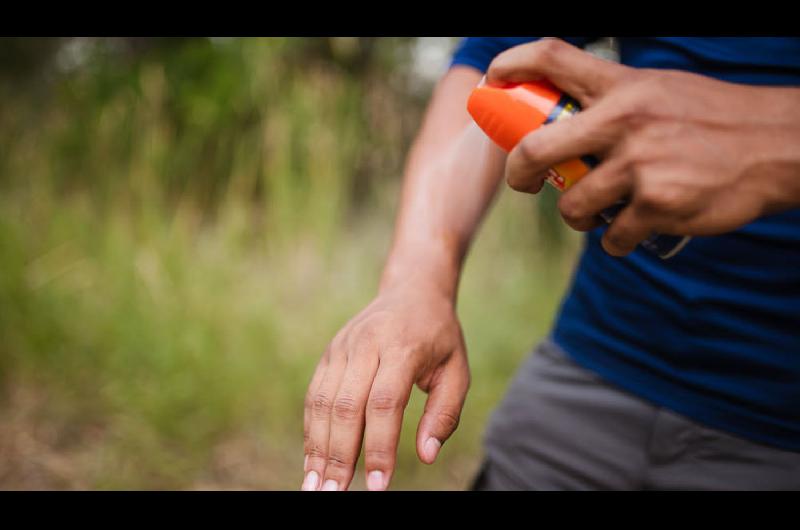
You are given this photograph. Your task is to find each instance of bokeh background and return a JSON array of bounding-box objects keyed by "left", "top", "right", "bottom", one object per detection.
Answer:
[{"left": 0, "top": 37, "right": 597, "bottom": 490}]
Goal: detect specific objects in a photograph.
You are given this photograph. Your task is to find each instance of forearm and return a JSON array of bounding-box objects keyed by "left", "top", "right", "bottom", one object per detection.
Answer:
[
  {"left": 747, "top": 85, "right": 800, "bottom": 211},
  {"left": 380, "top": 67, "right": 507, "bottom": 299}
]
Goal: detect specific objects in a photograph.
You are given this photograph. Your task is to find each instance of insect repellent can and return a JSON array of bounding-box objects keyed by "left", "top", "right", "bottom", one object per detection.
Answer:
[{"left": 467, "top": 79, "right": 690, "bottom": 259}]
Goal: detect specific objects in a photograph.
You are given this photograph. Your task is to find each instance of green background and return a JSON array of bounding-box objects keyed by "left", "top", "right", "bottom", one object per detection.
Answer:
[{"left": 0, "top": 37, "right": 581, "bottom": 489}]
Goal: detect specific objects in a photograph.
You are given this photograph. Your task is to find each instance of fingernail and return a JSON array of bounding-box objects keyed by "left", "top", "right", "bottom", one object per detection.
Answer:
[
  {"left": 424, "top": 437, "right": 442, "bottom": 462},
  {"left": 367, "top": 470, "right": 386, "bottom": 491},
  {"left": 322, "top": 479, "right": 339, "bottom": 491},
  {"left": 301, "top": 470, "right": 320, "bottom": 491}
]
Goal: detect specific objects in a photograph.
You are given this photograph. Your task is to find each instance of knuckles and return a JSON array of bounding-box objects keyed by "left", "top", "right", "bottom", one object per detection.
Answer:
[
  {"left": 433, "top": 409, "right": 461, "bottom": 434},
  {"left": 327, "top": 333, "right": 347, "bottom": 359},
  {"left": 330, "top": 313, "right": 389, "bottom": 361},
  {"left": 489, "top": 37, "right": 568, "bottom": 80},
  {"left": 607, "top": 95, "right": 651, "bottom": 131},
  {"left": 609, "top": 71, "right": 696, "bottom": 133},
  {"left": 557, "top": 194, "right": 587, "bottom": 227},
  {"left": 363, "top": 447, "right": 394, "bottom": 467},
  {"left": 516, "top": 135, "right": 545, "bottom": 168},
  {"left": 636, "top": 183, "right": 687, "bottom": 216},
  {"left": 304, "top": 392, "right": 315, "bottom": 412},
  {"left": 349, "top": 317, "right": 380, "bottom": 345},
  {"left": 506, "top": 171, "right": 532, "bottom": 193},
  {"left": 383, "top": 343, "right": 420, "bottom": 369},
  {"left": 603, "top": 230, "right": 632, "bottom": 255},
  {"left": 311, "top": 391, "right": 334, "bottom": 419},
  {"left": 306, "top": 442, "right": 327, "bottom": 460},
  {"left": 617, "top": 138, "right": 652, "bottom": 170},
  {"left": 367, "top": 392, "right": 404, "bottom": 417},
  {"left": 326, "top": 452, "right": 354, "bottom": 469},
  {"left": 606, "top": 74, "right": 664, "bottom": 129},
  {"left": 530, "top": 37, "right": 568, "bottom": 66},
  {"left": 507, "top": 139, "right": 546, "bottom": 192},
  {"left": 635, "top": 185, "right": 667, "bottom": 212},
  {"left": 354, "top": 310, "right": 395, "bottom": 338},
  {"left": 332, "top": 394, "right": 361, "bottom": 422},
  {"left": 615, "top": 132, "right": 665, "bottom": 183}
]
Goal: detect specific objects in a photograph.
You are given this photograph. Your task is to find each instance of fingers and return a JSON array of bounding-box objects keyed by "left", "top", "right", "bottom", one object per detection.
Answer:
[
  {"left": 601, "top": 202, "right": 657, "bottom": 257},
  {"left": 363, "top": 356, "right": 415, "bottom": 491},
  {"left": 320, "top": 344, "right": 379, "bottom": 491},
  {"left": 416, "top": 353, "right": 469, "bottom": 465},
  {"left": 302, "top": 347, "right": 347, "bottom": 491},
  {"left": 303, "top": 356, "right": 328, "bottom": 471},
  {"left": 557, "top": 158, "right": 633, "bottom": 231},
  {"left": 486, "top": 38, "right": 628, "bottom": 107},
  {"left": 504, "top": 98, "right": 623, "bottom": 194}
]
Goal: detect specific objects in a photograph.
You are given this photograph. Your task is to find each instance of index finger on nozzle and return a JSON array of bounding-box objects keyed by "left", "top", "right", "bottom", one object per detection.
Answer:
[{"left": 486, "top": 38, "right": 624, "bottom": 106}]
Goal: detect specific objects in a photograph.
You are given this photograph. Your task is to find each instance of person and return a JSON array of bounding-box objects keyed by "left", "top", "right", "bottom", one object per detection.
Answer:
[{"left": 300, "top": 37, "right": 800, "bottom": 491}]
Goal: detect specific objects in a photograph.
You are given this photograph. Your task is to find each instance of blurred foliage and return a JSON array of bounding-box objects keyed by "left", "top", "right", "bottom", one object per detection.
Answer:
[{"left": 0, "top": 37, "right": 579, "bottom": 490}]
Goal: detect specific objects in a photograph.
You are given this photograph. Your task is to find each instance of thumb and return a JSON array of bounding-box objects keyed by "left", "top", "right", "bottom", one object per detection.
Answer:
[{"left": 416, "top": 353, "right": 470, "bottom": 465}]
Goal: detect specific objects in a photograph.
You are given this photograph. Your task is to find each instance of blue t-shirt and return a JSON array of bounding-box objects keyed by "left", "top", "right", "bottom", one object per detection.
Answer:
[{"left": 452, "top": 37, "right": 800, "bottom": 452}]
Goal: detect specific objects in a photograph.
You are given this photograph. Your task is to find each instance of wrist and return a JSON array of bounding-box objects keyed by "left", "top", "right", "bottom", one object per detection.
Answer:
[
  {"left": 758, "top": 136, "right": 800, "bottom": 211},
  {"left": 747, "top": 88, "right": 800, "bottom": 211},
  {"left": 727, "top": 85, "right": 800, "bottom": 213},
  {"left": 379, "top": 241, "right": 462, "bottom": 301}
]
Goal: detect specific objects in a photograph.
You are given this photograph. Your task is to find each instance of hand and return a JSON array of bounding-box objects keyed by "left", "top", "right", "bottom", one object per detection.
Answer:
[
  {"left": 302, "top": 277, "right": 470, "bottom": 491},
  {"left": 487, "top": 38, "right": 800, "bottom": 256}
]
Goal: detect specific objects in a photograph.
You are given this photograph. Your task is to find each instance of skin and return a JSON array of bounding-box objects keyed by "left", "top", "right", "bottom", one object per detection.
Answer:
[
  {"left": 302, "top": 66, "right": 507, "bottom": 491},
  {"left": 302, "top": 38, "right": 800, "bottom": 491},
  {"left": 490, "top": 38, "right": 800, "bottom": 255}
]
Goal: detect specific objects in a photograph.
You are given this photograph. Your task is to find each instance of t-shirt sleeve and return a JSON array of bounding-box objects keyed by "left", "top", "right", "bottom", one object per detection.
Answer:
[{"left": 450, "top": 37, "right": 600, "bottom": 73}]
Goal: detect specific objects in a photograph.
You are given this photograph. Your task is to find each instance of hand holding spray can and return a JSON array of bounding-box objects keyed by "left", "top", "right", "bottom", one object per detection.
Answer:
[{"left": 467, "top": 79, "right": 690, "bottom": 259}]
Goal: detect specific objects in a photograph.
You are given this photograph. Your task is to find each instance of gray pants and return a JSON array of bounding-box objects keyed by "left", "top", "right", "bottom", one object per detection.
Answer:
[{"left": 472, "top": 339, "right": 800, "bottom": 490}]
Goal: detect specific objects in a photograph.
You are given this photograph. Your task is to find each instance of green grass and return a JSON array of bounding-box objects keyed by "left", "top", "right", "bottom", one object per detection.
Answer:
[{"left": 0, "top": 37, "right": 580, "bottom": 490}]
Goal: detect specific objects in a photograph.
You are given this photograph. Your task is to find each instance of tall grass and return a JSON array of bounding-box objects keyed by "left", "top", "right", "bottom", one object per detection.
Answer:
[{"left": 0, "top": 37, "right": 580, "bottom": 489}]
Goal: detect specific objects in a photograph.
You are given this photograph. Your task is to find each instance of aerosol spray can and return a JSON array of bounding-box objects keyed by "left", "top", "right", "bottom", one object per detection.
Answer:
[{"left": 467, "top": 79, "right": 690, "bottom": 259}]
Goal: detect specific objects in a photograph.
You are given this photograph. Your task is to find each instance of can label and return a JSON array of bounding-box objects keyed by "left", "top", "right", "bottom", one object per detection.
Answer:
[{"left": 542, "top": 94, "right": 593, "bottom": 191}]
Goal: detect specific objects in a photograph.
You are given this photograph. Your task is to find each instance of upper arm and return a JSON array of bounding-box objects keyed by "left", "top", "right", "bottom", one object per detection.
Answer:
[
  {"left": 406, "top": 37, "right": 599, "bottom": 180},
  {"left": 403, "top": 65, "right": 485, "bottom": 178}
]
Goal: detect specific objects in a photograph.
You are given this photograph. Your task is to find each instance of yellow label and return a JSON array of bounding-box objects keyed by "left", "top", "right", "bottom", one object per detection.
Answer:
[
  {"left": 546, "top": 158, "right": 591, "bottom": 191},
  {"left": 543, "top": 97, "right": 592, "bottom": 191}
]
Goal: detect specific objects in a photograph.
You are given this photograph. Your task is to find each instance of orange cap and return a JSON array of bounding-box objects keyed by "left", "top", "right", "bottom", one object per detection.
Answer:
[{"left": 467, "top": 79, "right": 562, "bottom": 152}]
